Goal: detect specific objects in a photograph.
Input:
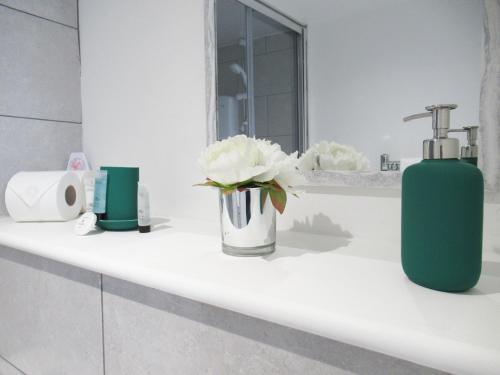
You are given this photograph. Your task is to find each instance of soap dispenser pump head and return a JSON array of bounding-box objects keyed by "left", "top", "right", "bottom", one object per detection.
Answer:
[
  {"left": 403, "top": 104, "right": 460, "bottom": 160},
  {"left": 448, "top": 125, "right": 479, "bottom": 158}
]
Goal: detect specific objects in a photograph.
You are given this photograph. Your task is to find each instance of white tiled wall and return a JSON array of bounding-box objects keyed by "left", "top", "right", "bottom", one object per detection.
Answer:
[{"left": 0, "top": 1, "right": 82, "bottom": 215}]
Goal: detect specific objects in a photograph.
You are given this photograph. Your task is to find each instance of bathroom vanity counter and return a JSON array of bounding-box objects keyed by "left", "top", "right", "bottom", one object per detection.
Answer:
[{"left": 0, "top": 216, "right": 499, "bottom": 374}]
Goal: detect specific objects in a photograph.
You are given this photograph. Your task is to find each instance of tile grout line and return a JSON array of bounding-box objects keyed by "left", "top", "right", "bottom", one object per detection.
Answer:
[
  {"left": 0, "top": 3, "right": 77, "bottom": 29},
  {"left": 255, "top": 90, "right": 294, "bottom": 98},
  {"left": 76, "top": 0, "right": 83, "bottom": 132},
  {"left": 0, "top": 114, "right": 81, "bottom": 125},
  {"left": 77, "top": 0, "right": 81, "bottom": 61},
  {"left": 0, "top": 353, "right": 27, "bottom": 375},
  {"left": 100, "top": 274, "right": 106, "bottom": 375}
]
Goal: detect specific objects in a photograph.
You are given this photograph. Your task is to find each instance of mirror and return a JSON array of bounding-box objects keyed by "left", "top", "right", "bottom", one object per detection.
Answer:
[{"left": 207, "top": 0, "right": 499, "bottom": 190}]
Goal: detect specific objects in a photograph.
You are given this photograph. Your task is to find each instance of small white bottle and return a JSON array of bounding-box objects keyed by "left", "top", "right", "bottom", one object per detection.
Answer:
[{"left": 137, "top": 183, "right": 151, "bottom": 233}]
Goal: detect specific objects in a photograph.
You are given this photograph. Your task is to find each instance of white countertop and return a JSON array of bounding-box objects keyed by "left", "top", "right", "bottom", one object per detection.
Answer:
[{"left": 0, "top": 216, "right": 499, "bottom": 374}]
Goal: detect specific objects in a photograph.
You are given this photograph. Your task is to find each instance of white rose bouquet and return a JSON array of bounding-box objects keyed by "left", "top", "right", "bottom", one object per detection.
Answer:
[
  {"left": 197, "top": 135, "right": 304, "bottom": 213},
  {"left": 298, "top": 140, "right": 370, "bottom": 171}
]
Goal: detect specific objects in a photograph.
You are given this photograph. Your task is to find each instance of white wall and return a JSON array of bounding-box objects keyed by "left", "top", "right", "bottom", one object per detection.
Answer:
[
  {"left": 79, "top": 0, "right": 218, "bottom": 220},
  {"left": 78, "top": 0, "right": 498, "bottom": 242},
  {"left": 266, "top": 0, "right": 483, "bottom": 168}
]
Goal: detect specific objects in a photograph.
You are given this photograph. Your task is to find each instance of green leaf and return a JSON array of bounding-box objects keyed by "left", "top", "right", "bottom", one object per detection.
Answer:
[
  {"left": 268, "top": 179, "right": 287, "bottom": 192},
  {"left": 194, "top": 179, "right": 238, "bottom": 191},
  {"left": 213, "top": 181, "right": 234, "bottom": 189},
  {"left": 269, "top": 188, "right": 287, "bottom": 214},
  {"left": 234, "top": 179, "right": 254, "bottom": 189},
  {"left": 193, "top": 180, "right": 218, "bottom": 187},
  {"left": 195, "top": 178, "right": 292, "bottom": 214},
  {"left": 254, "top": 183, "right": 268, "bottom": 189}
]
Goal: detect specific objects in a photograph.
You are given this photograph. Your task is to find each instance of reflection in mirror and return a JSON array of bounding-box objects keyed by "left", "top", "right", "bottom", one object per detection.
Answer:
[
  {"left": 208, "top": 0, "right": 499, "bottom": 190},
  {"left": 215, "top": 0, "right": 306, "bottom": 154},
  {"left": 261, "top": 0, "right": 484, "bottom": 175}
]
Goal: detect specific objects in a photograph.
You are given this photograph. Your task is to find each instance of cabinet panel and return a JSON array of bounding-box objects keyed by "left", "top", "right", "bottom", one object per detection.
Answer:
[
  {"left": 0, "top": 246, "right": 103, "bottom": 375},
  {"left": 102, "top": 275, "right": 443, "bottom": 375}
]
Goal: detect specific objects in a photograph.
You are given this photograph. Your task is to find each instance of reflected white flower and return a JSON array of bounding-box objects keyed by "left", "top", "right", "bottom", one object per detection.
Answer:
[{"left": 298, "top": 141, "right": 370, "bottom": 171}]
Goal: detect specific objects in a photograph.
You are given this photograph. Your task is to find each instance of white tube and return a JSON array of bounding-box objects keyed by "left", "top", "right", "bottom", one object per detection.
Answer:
[
  {"left": 137, "top": 183, "right": 150, "bottom": 233},
  {"left": 83, "top": 174, "right": 96, "bottom": 213}
]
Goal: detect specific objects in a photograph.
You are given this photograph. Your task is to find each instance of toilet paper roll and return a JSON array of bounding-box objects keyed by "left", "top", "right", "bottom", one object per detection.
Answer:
[
  {"left": 5, "top": 171, "right": 83, "bottom": 222},
  {"left": 72, "top": 170, "right": 96, "bottom": 213}
]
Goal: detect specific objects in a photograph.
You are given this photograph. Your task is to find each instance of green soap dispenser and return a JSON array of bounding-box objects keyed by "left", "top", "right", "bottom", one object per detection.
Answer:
[{"left": 401, "top": 104, "right": 483, "bottom": 292}]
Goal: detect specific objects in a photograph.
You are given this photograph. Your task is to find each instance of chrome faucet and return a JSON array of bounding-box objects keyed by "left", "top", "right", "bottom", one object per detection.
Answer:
[{"left": 380, "top": 154, "right": 400, "bottom": 171}]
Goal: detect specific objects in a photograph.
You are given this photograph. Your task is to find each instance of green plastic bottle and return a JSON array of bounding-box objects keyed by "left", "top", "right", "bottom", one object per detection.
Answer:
[
  {"left": 401, "top": 105, "right": 483, "bottom": 292},
  {"left": 462, "top": 157, "right": 478, "bottom": 166}
]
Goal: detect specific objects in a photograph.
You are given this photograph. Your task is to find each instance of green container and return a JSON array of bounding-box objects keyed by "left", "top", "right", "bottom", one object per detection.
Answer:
[
  {"left": 462, "top": 157, "right": 478, "bottom": 166},
  {"left": 402, "top": 159, "right": 483, "bottom": 292},
  {"left": 100, "top": 166, "right": 139, "bottom": 221}
]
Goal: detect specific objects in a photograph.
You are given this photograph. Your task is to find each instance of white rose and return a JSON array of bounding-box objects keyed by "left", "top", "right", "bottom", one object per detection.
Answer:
[
  {"left": 252, "top": 138, "right": 286, "bottom": 182},
  {"left": 274, "top": 151, "right": 307, "bottom": 193},
  {"left": 199, "top": 135, "right": 304, "bottom": 191},
  {"left": 253, "top": 139, "right": 305, "bottom": 192},
  {"left": 198, "top": 135, "right": 271, "bottom": 185}
]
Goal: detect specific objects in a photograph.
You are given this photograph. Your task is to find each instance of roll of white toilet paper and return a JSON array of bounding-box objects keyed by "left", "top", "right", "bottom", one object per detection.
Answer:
[
  {"left": 5, "top": 171, "right": 83, "bottom": 222},
  {"left": 72, "top": 170, "right": 95, "bottom": 213}
]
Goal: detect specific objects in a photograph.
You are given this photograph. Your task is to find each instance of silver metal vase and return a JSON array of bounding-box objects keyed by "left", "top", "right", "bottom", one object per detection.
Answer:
[{"left": 219, "top": 188, "right": 276, "bottom": 256}]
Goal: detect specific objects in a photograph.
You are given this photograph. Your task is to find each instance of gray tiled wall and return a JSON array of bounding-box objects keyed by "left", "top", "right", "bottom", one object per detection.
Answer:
[
  {"left": 0, "top": 0, "right": 82, "bottom": 215},
  {"left": 218, "top": 32, "right": 298, "bottom": 153},
  {"left": 0, "top": 0, "right": 78, "bottom": 27},
  {"left": 254, "top": 35, "right": 298, "bottom": 153},
  {"left": 0, "top": 355, "right": 23, "bottom": 375},
  {"left": 0, "top": 117, "right": 82, "bottom": 214}
]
